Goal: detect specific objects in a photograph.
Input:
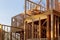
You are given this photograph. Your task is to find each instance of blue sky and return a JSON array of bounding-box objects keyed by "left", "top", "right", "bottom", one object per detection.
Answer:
[
  {"left": 0, "top": 0, "right": 24, "bottom": 25},
  {"left": 0, "top": 0, "right": 46, "bottom": 25}
]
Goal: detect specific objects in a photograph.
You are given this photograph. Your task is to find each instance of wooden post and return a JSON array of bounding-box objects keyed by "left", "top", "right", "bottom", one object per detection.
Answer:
[
  {"left": 51, "top": 14, "right": 54, "bottom": 40},
  {"left": 54, "top": 16, "right": 59, "bottom": 40},
  {"left": 10, "top": 18, "right": 13, "bottom": 40},
  {"left": 47, "top": 15, "right": 49, "bottom": 40},
  {"left": 54, "top": 16, "right": 56, "bottom": 40},
  {"left": 0, "top": 25, "right": 2, "bottom": 40},
  {"left": 47, "top": 15, "right": 51, "bottom": 40},
  {"left": 15, "top": 33, "right": 16, "bottom": 40},
  {"left": 0, "top": 29, "right": 2, "bottom": 40},
  {"left": 24, "top": 21, "right": 26, "bottom": 40},
  {"left": 46, "top": 0, "right": 54, "bottom": 10},
  {"left": 32, "top": 18, "right": 34, "bottom": 40},
  {"left": 24, "top": 0, "right": 27, "bottom": 40},
  {"left": 39, "top": 17, "right": 41, "bottom": 40},
  {"left": 46, "top": 0, "right": 49, "bottom": 10},
  {"left": 10, "top": 32, "right": 12, "bottom": 40},
  {"left": 57, "top": 17, "right": 59, "bottom": 39},
  {"left": 55, "top": 0, "right": 59, "bottom": 11},
  {"left": 56, "top": 16, "right": 59, "bottom": 40}
]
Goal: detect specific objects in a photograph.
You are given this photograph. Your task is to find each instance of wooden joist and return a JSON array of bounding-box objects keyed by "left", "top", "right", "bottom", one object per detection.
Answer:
[{"left": 25, "top": 14, "right": 47, "bottom": 23}]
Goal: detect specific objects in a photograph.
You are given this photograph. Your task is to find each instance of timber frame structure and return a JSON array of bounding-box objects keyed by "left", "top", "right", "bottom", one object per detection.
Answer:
[
  {"left": 0, "top": 0, "right": 60, "bottom": 40},
  {"left": 11, "top": 0, "right": 60, "bottom": 40}
]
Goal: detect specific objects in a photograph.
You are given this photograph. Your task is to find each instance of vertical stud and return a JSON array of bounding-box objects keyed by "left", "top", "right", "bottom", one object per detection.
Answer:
[
  {"left": 51, "top": 14, "right": 54, "bottom": 40},
  {"left": 58, "top": 17, "right": 59, "bottom": 40},
  {"left": 39, "top": 17, "right": 41, "bottom": 40},
  {"left": 32, "top": 18, "right": 34, "bottom": 40}
]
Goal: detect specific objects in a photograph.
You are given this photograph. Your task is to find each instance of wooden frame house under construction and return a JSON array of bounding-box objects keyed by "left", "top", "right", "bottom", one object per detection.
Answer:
[
  {"left": 11, "top": 0, "right": 60, "bottom": 40},
  {"left": 0, "top": 0, "right": 60, "bottom": 40}
]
